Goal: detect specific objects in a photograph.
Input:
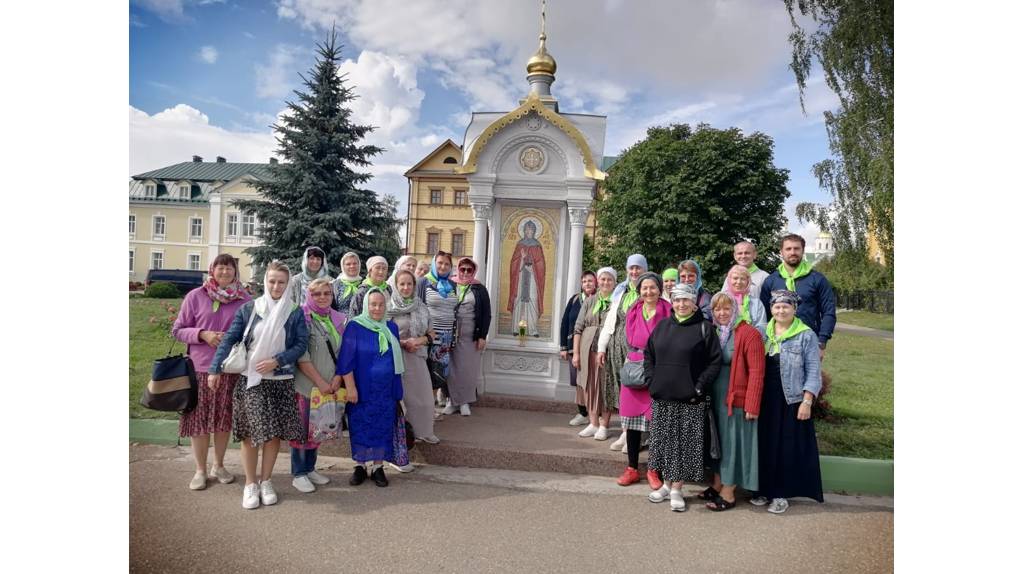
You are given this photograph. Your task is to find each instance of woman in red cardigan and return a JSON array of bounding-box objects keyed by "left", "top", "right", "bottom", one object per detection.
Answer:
[{"left": 701, "top": 292, "right": 765, "bottom": 511}]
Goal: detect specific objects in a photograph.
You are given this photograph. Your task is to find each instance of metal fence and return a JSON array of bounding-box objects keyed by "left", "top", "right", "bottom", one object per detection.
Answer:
[{"left": 835, "top": 289, "right": 894, "bottom": 314}]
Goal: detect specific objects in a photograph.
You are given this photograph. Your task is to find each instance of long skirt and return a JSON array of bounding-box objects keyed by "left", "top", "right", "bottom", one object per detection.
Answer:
[
  {"left": 179, "top": 371, "right": 237, "bottom": 437},
  {"left": 757, "top": 355, "right": 824, "bottom": 502},
  {"left": 448, "top": 315, "right": 481, "bottom": 405},
  {"left": 711, "top": 366, "right": 759, "bottom": 491},
  {"left": 581, "top": 351, "right": 607, "bottom": 417},
  {"left": 231, "top": 377, "right": 302, "bottom": 448},
  {"left": 402, "top": 352, "right": 435, "bottom": 439},
  {"left": 604, "top": 318, "right": 628, "bottom": 410},
  {"left": 647, "top": 399, "right": 706, "bottom": 483}
]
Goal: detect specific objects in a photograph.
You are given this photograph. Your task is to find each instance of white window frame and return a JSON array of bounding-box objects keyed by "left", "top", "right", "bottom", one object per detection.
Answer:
[
  {"left": 454, "top": 190, "right": 467, "bottom": 205},
  {"left": 129, "top": 214, "right": 136, "bottom": 237},
  {"left": 189, "top": 217, "right": 203, "bottom": 241},
  {"left": 151, "top": 250, "right": 164, "bottom": 270},
  {"left": 144, "top": 183, "right": 156, "bottom": 198},
  {"left": 187, "top": 252, "right": 202, "bottom": 271},
  {"left": 225, "top": 212, "right": 239, "bottom": 238},
  {"left": 179, "top": 184, "right": 190, "bottom": 200},
  {"left": 152, "top": 215, "right": 166, "bottom": 241},
  {"left": 129, "top": 248, "right": 135, "bottom": 273},
  {"left": 241, "top": 213, "right": 256, "bottom": 237}
]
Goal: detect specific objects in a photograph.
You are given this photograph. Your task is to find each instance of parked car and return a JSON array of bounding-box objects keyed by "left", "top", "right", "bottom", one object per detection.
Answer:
[{"left": 145, "top": 269, "right": 205, "bottom": 293}]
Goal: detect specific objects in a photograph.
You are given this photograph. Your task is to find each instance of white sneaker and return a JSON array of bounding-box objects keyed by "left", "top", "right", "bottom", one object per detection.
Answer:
[
  {"left": 767, "top": 498, "right": 790, "bottom": 514},
  {"left": 212, "top": 466, "right": 235, "bottom": 484},
  {"left": 307, "top": 470, "right": 331, "bottom": 485},
  {"left": 594, "top": 426, "right": 609, "bottom": 441},
  {"left": 259, "top": 480, "right": 278, "bottom": 506},
  {"left": 648, "top": 485, "right": 670, "bottom": 503},
  {"left": 610, "top": 433, "right": 626, "bottom": 451},
  {"left": 418, "top": 435, "right": 441, "bottom": 444},
  {"left": 669, "top": 489, "right": 687, "bottom": 512},
  {"left": 242, "top": 483, "right": 260, "bottom": 509},
  {"left": 292, "top": 475, "right": 316, "bottom": 493},
  {"left": 750, "top": 496, "right": 769, "bottom": 506},
  {"left": 568, "top": 413, "right": 588, "bottom": 426},
  {"left": 460, "top": 403, "right": 471, "bottom": 416},
  {"left": 389, "top": 462, "right": 416, "bottom": 473},
  {"left": 189, "top": 471, "right": 207, "bottom": 491},
  {"left": 441, "top": 400, "right": 458, "bottom": 415},
  {"left": 577, "top": 424, "right": 598, "bottom": 438}
]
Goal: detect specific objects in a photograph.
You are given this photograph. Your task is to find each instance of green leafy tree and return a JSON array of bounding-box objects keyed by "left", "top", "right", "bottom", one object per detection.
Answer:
[
  {"left": 785, "top": 0, "right": 894, "bottom": 273},
  {"left": 595, "top": 124, "right": 790, "bottom": 284},
  {"left": 234, "top": 29, "right": 401, "bottom": 274}
]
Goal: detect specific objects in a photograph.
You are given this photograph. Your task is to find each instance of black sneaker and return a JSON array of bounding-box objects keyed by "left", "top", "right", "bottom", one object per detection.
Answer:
[
  {"left": 371, "top": 465, "right": 389, "bottom": 487},
  {"left": 349, "top": 465, "right": 367, "bottom": 486}
]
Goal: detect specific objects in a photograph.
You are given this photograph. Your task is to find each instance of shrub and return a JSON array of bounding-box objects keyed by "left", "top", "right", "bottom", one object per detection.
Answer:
[
  {"left": 145, "top": 281, "right": 179, "bottom": 298},
  {"left": 813, "top": 370, "right": 837, "bottom": 422}
]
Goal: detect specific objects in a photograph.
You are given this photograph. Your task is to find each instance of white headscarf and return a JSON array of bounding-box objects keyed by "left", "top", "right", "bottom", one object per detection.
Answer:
[
  {"left": 387, "top": 255, "right": 416, "bottom": 292},
  {"left": 246, "top": 269, "right": 295, "bottom": 389}
]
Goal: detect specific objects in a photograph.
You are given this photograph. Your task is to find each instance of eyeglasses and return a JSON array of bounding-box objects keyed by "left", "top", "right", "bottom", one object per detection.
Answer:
[{"left": 459, "top": 267, "right": 474, "bottom": 272}]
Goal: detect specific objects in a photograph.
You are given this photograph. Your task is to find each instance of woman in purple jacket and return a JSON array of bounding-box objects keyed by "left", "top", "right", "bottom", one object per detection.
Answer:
[{"left": 172, "top": 254, "right": 251, "bottom": 491}]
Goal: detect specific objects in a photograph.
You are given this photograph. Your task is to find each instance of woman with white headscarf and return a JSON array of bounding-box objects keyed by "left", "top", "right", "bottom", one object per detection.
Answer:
[
  {"left": 332, "top": 251, "right": 363, "bottom": 313},
  {"left": 289, "top": 246, "right": 331, "bottom": 304},
  {"left": 348, "top": 255, "right": 391, "bottom": 317},
  {"left": 387, "top": 255, "right": 418, "bottom": 291},
  {"left": 386, "top": 268, "right": 438, "bottom": 444},
  {"left": 572, "top": 266, "right": 618, "bottom": 440},
  {"left": 209, "top": 260, "right": 308, "bottom": 510}
]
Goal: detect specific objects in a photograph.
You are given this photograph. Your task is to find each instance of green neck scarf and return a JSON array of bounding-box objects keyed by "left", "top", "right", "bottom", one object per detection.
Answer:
[
  {"left": 778, "top": 260, "right": 812, "bottom": 291},
  {"left": 339, "top": 277, "right": 362, "bottom": 299},
  {"left": 747, "top": 263, "right": 760, "bottom": 274},
  {"left": 765, "top": 317, "right": 811, "bottom": 355},
  {"left": 457, "top": 283, "right": 471, "bottom": 304},
  {"left": 642, "top": 304, "right": 656, "bottom": 321},
  {"left": 620, "top": 283, "right": 639, "bottom": 312},
  {"left": 674, "top": 312, "right": 694, "bottom": 324},
  {"left": 350, "top": 288, "right": 405, "bottom": 375},
  {"left": 311, "top": 312, "right": 340, "bottom": 347},
  {"left": 212, "top": 300, "right": 221, "bottom": 313},
  {"left": 362, "top": 276, "right": 387, "bottom": 289},
  {"left": 592, "top": 292, "right": 612, "bottom": 315},
  {"left": 734, "top": 294, "right": 752, "bottom": 326}
]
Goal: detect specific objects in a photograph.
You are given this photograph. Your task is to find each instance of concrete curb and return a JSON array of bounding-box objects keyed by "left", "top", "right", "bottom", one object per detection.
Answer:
[{"left": 129, "top": 417, "right": 894, "bottom": 496}]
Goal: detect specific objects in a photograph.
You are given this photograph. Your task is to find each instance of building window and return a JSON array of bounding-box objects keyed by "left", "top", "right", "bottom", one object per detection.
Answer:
[
  {"left": 451, "top": 233, "right": 465, "bottom": 257},
  {"left": 179, "top": 185, "right": 190, "bottom": 200},
  {"left": 430, "top": 189, "right": 443, "bottom": 204},
  {"left": 153, "top": 216, "right": 165, "bottom": 240},
  {"left": 454, "top": 190, "right": 467, "bottom": 205},
  {"left": 151, "top": 251, "right": 164, "bottom": 270},
  {"left": 145, "top": 184, "right": 156, "bottom": 198},
  {"left": 226, "top": 213, "right": 239, "bottom": 237},
  {"left": 427, "top": 232, "right": 440, "bottom": 255},
  {"left": 129, "top": 214, "right": 136, "bottom": 236},
  {"left": 242, "top": 213, "right": 256, "bottom": 237},
  {"left": 443, "top": 156, "right": 458, "bottom": 164},
  {"left": 188, "top": 253, "right": 201, "bottom": 271},
  {"left": 189, "top": 217, "right": 203, "bottom": 239},
  {"left": 129, "top": 249, "right": 134, "bottom": 272}
]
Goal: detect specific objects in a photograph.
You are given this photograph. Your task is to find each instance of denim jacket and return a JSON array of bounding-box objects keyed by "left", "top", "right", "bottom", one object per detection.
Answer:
[
  {"left": 775, "top": 329, "right": 822, "bottom": 404},
  {"left": 209, "top": 300, "right": 309, "bottom": 377}
]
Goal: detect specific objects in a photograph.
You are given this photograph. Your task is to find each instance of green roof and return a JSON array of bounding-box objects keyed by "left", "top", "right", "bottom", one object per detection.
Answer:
[
  {"left": 601, "top": 155, "right": 619, "bottom": 171},
  {"left": 132, "top": 161, "right": 273, "bottom": 182}
]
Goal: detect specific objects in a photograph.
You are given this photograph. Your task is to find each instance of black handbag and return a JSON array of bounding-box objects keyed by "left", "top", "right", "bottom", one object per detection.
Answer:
[
  {"left": 704, "top": 396, "right": 721, "bottom": 461},
  {"left": 141, "top": 340, "right": 198, "bottom": 414}
]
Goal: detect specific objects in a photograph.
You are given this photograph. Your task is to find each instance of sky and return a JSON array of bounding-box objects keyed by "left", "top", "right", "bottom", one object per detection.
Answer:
[{"left": 129, "top": 0, "right": 839, "bottom": 247}]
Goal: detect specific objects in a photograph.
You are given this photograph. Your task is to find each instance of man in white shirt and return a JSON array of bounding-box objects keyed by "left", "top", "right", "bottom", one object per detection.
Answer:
[{"left": 722, "top": 240, "right": 769, "bottom": 300}]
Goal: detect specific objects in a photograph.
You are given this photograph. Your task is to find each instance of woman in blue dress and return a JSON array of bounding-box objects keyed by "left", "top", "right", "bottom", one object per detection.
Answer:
[{"left": 333, "top": 288, "right": 405, "bottom": 488}]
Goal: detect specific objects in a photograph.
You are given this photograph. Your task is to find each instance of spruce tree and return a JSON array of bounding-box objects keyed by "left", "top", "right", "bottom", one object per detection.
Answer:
[{"left": 234, "top": 29, "right": 401, "bottom": 275}]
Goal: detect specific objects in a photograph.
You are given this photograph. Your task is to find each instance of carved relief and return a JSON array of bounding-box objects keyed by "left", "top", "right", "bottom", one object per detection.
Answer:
[
  {"left": 519, "top": 146, "right": 545, "bottom": 172},
  {"left": 470, "top": 203, "right": 493, "bottom": 220},
  {"left": 493, "top": 353, "right": 548, "bottom": 373},
  {"left": 568, "top": 207, "right": 590, "bottom": 226}
]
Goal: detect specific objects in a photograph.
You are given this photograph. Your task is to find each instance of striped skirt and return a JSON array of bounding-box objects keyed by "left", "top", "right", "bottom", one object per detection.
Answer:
[{"left": 179, "top": 372, "right": 237, "bottom": 438}]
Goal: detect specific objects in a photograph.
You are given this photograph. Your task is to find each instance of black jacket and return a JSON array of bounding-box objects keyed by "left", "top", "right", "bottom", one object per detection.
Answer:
[
  {"left": 467, "top": 283, "right": 492, "bottom": 342},
  {"left": 644, "top": 312, "right": 722, "bottom": 403},
  {"left": 559, "top": 294, "right": 584, "bottom": 352}
]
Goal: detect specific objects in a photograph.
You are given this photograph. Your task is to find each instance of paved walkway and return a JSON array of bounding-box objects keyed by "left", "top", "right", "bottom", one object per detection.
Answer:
[
  {"left": 835, "top": 322, "right": 894, "bottom": 340},
  {"left": 130, "top": 444, "right": 893, "bottom": 573}
]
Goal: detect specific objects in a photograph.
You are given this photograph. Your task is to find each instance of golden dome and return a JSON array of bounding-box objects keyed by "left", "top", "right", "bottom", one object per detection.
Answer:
[{"left": 527, "top": 33, "right": 557, "bottom": 76}]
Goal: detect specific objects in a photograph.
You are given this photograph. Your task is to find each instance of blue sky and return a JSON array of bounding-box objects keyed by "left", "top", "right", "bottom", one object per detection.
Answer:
[{"left": 130, "top": 0, "right": 838, "bottom": 245}]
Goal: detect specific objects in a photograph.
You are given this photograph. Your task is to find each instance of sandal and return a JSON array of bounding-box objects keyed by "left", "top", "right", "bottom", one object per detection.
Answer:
[
  {"left": 705, "top": 494, "right": 737, "bottom": 512},
  {"left": 697, "top": 486, "right": 720, "bottom": 501}
]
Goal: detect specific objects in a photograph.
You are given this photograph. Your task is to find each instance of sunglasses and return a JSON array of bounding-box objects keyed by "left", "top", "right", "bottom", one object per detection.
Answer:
[{"left": 459, "top": 267, "right": 474, "bottom": 272}]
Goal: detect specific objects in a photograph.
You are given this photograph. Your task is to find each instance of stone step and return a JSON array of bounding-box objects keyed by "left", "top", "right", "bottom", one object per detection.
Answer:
[{"left": 317, "top": 405, "right": 645, "bottom": 477}]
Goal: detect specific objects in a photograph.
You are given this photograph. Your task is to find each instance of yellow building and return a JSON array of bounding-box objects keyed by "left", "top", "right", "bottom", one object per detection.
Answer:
[
  {"left": 129, "top": 156, "right": 273, "bottom": 284},
  {"left": 404, "top": 140, "right": 608, "bottom": 264}
]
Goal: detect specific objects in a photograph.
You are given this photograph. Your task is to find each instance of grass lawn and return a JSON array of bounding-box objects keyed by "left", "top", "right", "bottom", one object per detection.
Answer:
[
  {"left": 836, "top": 310, "right": 894, "bottom": 331},
  {"left": 816, "top": 331, "right": 894, "bottom": 459},
  {"left": 130, "top": 297, "right": 185, "bottom": 420}
]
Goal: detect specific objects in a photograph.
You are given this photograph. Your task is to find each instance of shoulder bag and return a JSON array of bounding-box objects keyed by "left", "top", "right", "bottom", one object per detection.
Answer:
[
  {"left": 221, "top": 306, "right": 257, "bottom": 374},
  {"left": 140, "top": 339, "right": 198, "bottom": 414}
]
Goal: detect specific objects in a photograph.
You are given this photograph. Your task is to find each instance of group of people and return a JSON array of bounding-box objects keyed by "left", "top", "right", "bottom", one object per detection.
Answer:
[
  {"left": 171, "top": 234, "right": 834, "bottom": 514},
  {"left": 559, "top": 235, "right": 835, "bottom": 514},
  {"left": 172, "top": 248, "right": 491, "bottom": 510}
]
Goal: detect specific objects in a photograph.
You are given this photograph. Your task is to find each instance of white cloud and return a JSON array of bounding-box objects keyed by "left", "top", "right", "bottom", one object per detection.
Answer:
[
  {"left": 129, "top": 104, "right": 277, "bottom": 175},
  {"left": 338, "top": 51, "right": 425, "bottom": 144},
  {"left": 198, "top": 45, "right": 218, "bottom": 64},
  {"left": 254, "top": 44, "right": 306, "bottom": 99},
  {"left": 131, "top": 0, "right": 186, "bottom": 22}
]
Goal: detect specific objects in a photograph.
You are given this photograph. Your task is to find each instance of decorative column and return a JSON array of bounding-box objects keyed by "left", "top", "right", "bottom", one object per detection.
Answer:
[
  {"left": 470, "top": 201, "right": 493, "bottom": 280},
  {"left": 566, "top": 205, "right": 589, "bottom": 293},
  {"left": 207, "top": 191, "right": 222, "bottom": 264}
]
